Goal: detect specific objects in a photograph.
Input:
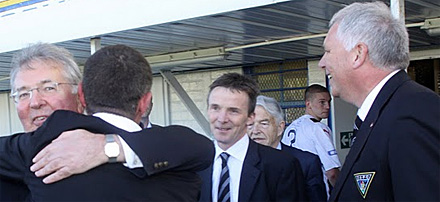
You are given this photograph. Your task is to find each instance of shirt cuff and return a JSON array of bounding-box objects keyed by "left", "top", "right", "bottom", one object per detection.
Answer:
[{"left": 117, "top": 135, "right": 144, "bottom": 168}]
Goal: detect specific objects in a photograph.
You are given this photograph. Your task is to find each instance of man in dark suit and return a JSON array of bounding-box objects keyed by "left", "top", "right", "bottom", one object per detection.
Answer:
[
  {"left": 199, "top": 73, "right": 306, "bottom": 202},
  {"left": 248, "top": 95, "right": 326, "bottom": 201},
  {"left": 319, "top": 2, "right": 440, "bottom": 201},
  {"left": 0, "top": 44, "right": 214, "bottom": 201}
]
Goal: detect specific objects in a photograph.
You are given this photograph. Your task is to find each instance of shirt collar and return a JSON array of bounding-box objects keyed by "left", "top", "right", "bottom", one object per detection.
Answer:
[
  {"left": 276, "top": 142, "right": 282, "bottom": 150},
  {"left": 214, "top": 134, "right": 249, "bottom": 162},
  {"left": 357, "top": 70, "right": 400, "bottom": 121},
  {"left": 93, "top": 112, "right": 142, "bottom": 132}
]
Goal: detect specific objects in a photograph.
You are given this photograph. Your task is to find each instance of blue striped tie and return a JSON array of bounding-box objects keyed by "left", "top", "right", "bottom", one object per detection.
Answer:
[{"left": 218, "top": 152, "right": 230, "bottom": 202}]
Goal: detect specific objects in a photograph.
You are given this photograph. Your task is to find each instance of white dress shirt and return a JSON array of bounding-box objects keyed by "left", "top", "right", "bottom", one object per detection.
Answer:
[
  {"left": 357, "top": 70, "right": 399, "bottom": 121},
  {"left": 93, "top": 112, "right": 144, "bottom": 168},
  {"left": 212, "top": 134, "right": 249, "bottom": 202}
]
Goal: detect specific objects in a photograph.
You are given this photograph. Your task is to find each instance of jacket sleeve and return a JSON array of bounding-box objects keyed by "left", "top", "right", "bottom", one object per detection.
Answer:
[
  {"left": 306, "top": 155, "right": 327, "bottom": 202},
  {"left": 388, "top": 89, "right": 440, "bottom": 201},
  {"left": 275, "top": 155, "right": 307, "bottom": 201},
  {"left": 118, "top": 125, "right": 215, "bottom": 175}
]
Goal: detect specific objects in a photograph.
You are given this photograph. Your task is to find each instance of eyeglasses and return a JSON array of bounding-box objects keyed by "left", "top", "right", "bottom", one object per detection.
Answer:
[{"left": 10, "top": 82, "right": 76, "bottom": 103}]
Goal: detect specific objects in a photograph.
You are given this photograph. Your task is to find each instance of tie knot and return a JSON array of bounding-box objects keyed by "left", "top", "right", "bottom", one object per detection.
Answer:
[
  {"left": 354, "top": 116, "right": 363, "bottom": 130},
  {"left": 220, "top": 152, "right": 230, "bottom": 162}
]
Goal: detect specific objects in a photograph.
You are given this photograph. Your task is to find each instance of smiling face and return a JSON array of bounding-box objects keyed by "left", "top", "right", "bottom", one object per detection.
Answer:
[
  {"left": 247, "top": 105, "right": 284, "bottom": 148},
  {"left": 207, "top": 87, "right": 254, "bottom": 150},
  {"left": 13, "top": 60, "right": 81, "bottom": 132},
  {"left": 319, "top": 24, "right": 353, "bottom": 101}
]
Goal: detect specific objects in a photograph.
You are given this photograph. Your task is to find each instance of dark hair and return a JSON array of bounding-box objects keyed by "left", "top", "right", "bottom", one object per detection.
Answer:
[
  {"left": 305, "top": 84, "right": 330, "bottom": 101},
  {"left": 82, "top": 45, "right": 152, "bottom": 118},
  {"left": 208, "top": 73, "right": 260, "bottom": 115}
]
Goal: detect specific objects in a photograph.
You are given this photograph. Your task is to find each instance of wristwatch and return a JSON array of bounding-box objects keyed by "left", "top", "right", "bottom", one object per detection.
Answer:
[{"left": 104, "top": 134, "right": 119, "bottom": 163}]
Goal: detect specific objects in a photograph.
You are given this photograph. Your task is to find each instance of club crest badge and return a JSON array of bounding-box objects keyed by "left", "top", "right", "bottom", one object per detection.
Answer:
[{"left": 354, "top": 172, "right": 376, "bottom": 199}]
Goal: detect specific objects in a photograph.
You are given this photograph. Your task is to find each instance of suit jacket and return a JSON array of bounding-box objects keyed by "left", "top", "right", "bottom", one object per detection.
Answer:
[
  {"left": 0, "top": 110, "right": 215, "bottom": 201},
  {"left": 199, "top": 138, "right": 306, "bottom": 202},
  {"left": 281, "top": 143, "right": 327, "bottom": 202},
  {"left": 330, "top": 70, "right": 440, "bottom": 201}
]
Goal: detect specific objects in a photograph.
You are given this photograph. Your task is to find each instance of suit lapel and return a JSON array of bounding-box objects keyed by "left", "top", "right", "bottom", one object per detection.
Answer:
[
  {"left": 198, "top": 164, "right": 213, "bottom": 202},
  {"left": 331, "top": 70, "right": 410, "bottom": 200},
  {"left": 238, "top": 139, "right": 261, "bottom": 202}
]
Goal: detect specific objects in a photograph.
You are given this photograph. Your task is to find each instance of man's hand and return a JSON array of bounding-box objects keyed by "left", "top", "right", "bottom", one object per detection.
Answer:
[{"left": 30, "top": 129, "right": 107, "bottom": 184}]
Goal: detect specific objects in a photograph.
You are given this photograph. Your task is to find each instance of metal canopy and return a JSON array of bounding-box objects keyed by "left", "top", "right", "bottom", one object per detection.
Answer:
[{"left": 0, "top": 0, "right": 439, "bottom": 92}]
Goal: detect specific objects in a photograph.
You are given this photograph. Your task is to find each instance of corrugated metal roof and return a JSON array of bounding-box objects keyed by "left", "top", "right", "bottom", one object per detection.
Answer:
[{"left": 1, "top": 0, "right": 439, "bottom": 92}]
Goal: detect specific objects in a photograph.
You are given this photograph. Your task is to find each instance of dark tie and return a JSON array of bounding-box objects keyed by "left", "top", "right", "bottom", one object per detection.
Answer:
[
  {"left": 352, "top": 116, "right": 363, "bottom": 146},
  {"left": 218, "top": 152, "right": 230, "bottom": 202}
]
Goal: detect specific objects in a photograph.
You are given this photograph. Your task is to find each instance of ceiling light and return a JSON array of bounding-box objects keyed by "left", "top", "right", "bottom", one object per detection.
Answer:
[
  {"left": 147, "top": 47, "right": 228, "bottom": 69},
  {"left": 421, "top": 18, "right": 440, "bottom": 36}
]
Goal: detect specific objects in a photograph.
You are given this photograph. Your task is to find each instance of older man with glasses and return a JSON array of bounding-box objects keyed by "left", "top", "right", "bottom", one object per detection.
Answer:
[
  {"left": 9, "top": 44, "right": 83, "bottom": 132},
  {"left": 2, "top": 43, "right": 213, "bottom": 201}
]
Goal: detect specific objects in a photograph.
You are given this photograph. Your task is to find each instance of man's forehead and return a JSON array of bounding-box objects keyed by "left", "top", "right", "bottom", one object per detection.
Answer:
[
  {"left": 13, "top": 63, "right": 64, "bottom": 91},
  {"left": 313, "top": 92, "right": 331, "bottom": 100},
  {"left": 255, "top": 106, "right": 274, "bottom": 119},
  {"left": 15, "top": 79, "right": 54, "bottom": 91}
]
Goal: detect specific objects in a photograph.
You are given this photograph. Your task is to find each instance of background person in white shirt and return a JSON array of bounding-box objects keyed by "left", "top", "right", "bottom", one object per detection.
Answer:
[{"left": 282, "top": 84, "right": 341, "bottom": 197}]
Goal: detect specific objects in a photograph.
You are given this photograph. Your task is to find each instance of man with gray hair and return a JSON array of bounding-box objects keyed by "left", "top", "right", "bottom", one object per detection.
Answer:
[
  {"left": 1, "top": 43, "right": 214, "bottom": 200},
  {"left": 248, "top": 95, "right": 326, "bottom": 201},
  {"left": 319, "top": 1, "right": 439, "bottom": 201}
]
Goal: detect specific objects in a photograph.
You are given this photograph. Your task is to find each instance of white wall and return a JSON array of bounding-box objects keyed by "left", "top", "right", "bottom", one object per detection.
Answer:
[
  {"left": 0, "top": 92, "right": 24, "bottom": 136},
  {"left": 152, "top": 68, "right": 242, "bottom": 137}
]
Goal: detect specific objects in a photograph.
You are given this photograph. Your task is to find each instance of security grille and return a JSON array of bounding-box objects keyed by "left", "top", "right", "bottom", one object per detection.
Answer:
[{"left": 245, "top": 60, "right": 308, "bottom": 124}]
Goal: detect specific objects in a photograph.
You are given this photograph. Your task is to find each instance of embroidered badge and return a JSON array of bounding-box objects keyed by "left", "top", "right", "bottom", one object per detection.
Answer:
[{"left": 354, "top": 172, "right": 376, "bottom": 199}]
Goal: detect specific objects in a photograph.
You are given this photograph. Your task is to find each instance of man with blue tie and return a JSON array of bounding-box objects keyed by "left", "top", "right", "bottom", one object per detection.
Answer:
[{"left": 198, "top": 73, "right": 306, "bottom": 201}]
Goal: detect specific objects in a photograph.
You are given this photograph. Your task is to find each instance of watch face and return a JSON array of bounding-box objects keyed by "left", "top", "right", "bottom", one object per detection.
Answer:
[{"left": 105, "top": 142, "right": 120, "bottom": 157}]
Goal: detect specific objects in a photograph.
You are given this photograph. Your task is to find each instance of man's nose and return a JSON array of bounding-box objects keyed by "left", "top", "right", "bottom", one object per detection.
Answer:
[
  {"left": 29, "top": 90, "right": 46, "bottom": 109},
  {"left": 217, "top": 110, "right": 228, "bottom": 122}
]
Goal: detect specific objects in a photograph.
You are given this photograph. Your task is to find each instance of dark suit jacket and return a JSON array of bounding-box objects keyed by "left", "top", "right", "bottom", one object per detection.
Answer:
[
  {"left": 199, "top": 138, "right": 306, "bottom": 202},
  {"left": 281, "top": 143, "right": 326, "bottom": 202},
  {"left": 330, "top": 70, "right": 440, "bottom": 201},
  {"left": 0, "top": 110, "right": 215, "bottom": 201}
]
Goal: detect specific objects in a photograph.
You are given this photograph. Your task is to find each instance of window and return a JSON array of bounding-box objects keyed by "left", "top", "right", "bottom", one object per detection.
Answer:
[{"left": 245, "top": 60, "right": 308, "bottom": 124}]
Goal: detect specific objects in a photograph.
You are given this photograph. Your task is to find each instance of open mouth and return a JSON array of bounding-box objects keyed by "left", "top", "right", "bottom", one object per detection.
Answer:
[
  {"left": 252, "top": 137, "right": 265, "bottom": 142},
  {"left": 33, "top": 116, "right": 48, "bottom": 126},
  {"left": 216, "top": 127, "right": 231, "bottom": 132}
]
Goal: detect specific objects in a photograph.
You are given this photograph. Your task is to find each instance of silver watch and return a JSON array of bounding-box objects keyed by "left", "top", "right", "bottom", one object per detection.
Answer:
[{"left": 104, "top": 134, "right": 119, "bottom": 163}]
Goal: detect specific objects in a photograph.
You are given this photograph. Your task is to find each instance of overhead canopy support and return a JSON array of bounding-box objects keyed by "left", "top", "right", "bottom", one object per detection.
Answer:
[
  {"left": 390, "top": 0, "right": 405, "bottom": 20},
  {"left": 159, "top": 70, "right": 211, "bottom": 136},
  {"left": 90, "top": 37, "right": 101, "bottom": 54}
]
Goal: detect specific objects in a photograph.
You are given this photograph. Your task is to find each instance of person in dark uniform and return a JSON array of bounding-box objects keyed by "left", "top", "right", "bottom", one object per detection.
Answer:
[
  {"left": 319, "top": 2, "right": 440, "bottom": 201},
  {"left": 248, "top": 95, "right": 327, "bottom": 201}
]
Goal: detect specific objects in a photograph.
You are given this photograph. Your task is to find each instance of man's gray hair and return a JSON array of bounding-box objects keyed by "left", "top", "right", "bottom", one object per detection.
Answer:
[
  {"left": 330, "top": 1, "right": 409, "bottom": 71},
  {"left": 10, "top": 43, "right": 82, "bottom": 93},
  {"left": 256, "top": 95, "right": 284, "bottom": 125}
]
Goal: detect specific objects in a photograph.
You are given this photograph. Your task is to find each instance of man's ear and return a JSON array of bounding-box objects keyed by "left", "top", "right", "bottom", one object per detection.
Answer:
[
  {"left": 246, "top": 112, "right": 256, "bottom": 126},
  {"left": 277, "top": 121, "right": 286, "bottom": 138},
  {"left": 305, "top": 99, "right": 311, "bottom": 109},
  {"left": 352, "top": 42, "right": 368, "bottom": 69},
  {"left": 136, "top": 92, "right": 152, "bottom": 118},
  {"left": 78, "top": 82, "right": 86, "bottom": 108}
]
